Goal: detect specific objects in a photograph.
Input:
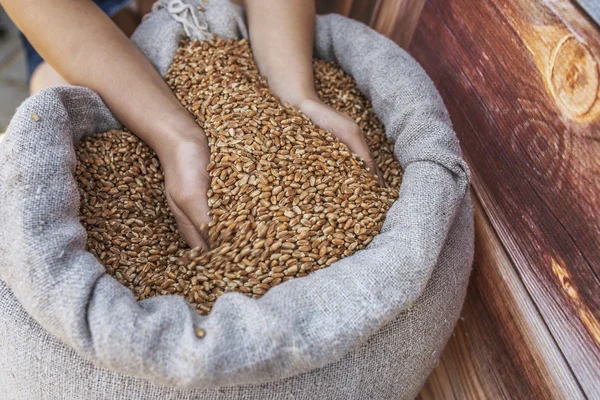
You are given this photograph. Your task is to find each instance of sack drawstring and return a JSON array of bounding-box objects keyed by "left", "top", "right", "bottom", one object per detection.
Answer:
[{"left": 152, "top": 0, "right": 213, "bottom": 41}]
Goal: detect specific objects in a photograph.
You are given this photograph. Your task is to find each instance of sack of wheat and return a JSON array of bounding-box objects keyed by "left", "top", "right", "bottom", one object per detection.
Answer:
[{"left": 0, "top": 1, "right": 473, "bottom": 399}]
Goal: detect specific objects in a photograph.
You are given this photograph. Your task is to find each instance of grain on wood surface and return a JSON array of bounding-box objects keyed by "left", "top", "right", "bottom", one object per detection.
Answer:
[
  {"left": 410, "top": 0, "right": 600, "bottom": 396},
  {"left": 419, "top": 196, "right": 584, "bottom": 400}
]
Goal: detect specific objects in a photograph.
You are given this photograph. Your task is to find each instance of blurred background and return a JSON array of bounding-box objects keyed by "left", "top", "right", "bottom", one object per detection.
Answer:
[{"left": 0, "top": 7, "right": 27, "bottom": 133}]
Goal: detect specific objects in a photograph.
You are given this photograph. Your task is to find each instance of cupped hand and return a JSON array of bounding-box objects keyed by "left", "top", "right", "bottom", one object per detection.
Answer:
[
  {"left": 298, "top": 97, "right": 384, "bottom": 185},
  {"left": 159, "top": 135, "right": 212, "bottom": 251}
]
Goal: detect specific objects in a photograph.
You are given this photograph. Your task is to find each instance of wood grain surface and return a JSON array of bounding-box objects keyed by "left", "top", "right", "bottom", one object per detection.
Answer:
[
  {"left": 316, "top": 0, "right": 424, "bottom": 48},
  {"left": 316, "top": 0, "right": 599, "bottom": 397},
  {"left": 410, "top": 0, "right": 600, "bottom": 396},
  {"left": 418, "top": 196, "right": 584, "bottom": 399}
]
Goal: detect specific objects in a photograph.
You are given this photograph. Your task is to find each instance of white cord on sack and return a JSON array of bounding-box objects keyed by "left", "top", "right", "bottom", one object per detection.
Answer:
[{"left": 152, "top": 0, "right": 213, "bottom": 41}]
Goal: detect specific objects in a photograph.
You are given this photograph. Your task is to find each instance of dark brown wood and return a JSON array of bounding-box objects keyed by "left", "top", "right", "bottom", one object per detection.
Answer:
[
  {"left": 410, "top": 0, "right": 600, "bottom": 396},
  {"left": 315, "top": 0, "right": 354, "bottom": 16},
  {"left": 316, "top": 0, "right": 424, "bottom": 49},
  {"left": 348, "top": 0, "right": 381, "bottom": 26},
  {"left": 316, "top": 0, "right": 381, "bottom": 25},
  {"left": 372, "top": 0, "right": 425, "bottom": 48},
  {"left": 419, "top": 196, "right": 584, "bottom": 399}
]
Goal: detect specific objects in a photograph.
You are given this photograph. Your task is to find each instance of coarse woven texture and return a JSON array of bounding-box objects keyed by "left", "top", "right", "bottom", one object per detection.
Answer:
[{"left": 0, "top": 0, "right": 473, "bottom": 398}]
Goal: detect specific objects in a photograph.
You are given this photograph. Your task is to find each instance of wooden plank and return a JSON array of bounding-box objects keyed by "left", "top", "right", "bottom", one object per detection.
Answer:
[
  {"left": 372, "top": 0, "right": 425, "bottom": 48},
  {"left": 316, "top": 0, "right": 381, "bottom": 26},
  {"left": 418, "top": 356, "right": 457, "bottom": 400},
  {"left": 315, "top": 0, "right": 354, "bottom": 16},
  {"left": 348, "top": 0, "right": 382, "bottom": 27},
  {"left": 410, "top": 0, "right": 600, "bottom": 395},
  {"left": 316, "top": 0, "right": 425, "bottom": 49},
  {"left": 419, "top": 196, "right": 584, "bottom": 399}
]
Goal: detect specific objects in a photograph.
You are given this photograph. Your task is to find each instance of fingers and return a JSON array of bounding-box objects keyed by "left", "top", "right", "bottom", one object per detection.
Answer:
[
  {"left": 178, "top": 194, "right": 211, "bottom": 247},
  {"left": 167, "top": 196, "right": 209, "bottom": 250},
  {"left": 161, "top": 137, "right": 212, "bottom": 251},
  {"left": 298, "top": 99, "right": 385, "bottom": 186},
  {"left": 346, "top": 136, "right": 374, "bottom": 170},
  {"left": 338, "top": 128, "right": 386, "bottom": 187}
]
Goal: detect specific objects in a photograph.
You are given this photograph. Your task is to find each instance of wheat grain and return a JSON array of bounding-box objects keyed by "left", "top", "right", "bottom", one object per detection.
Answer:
[{"left": 75, "top": 37, "right": 402, "bottom": 315}]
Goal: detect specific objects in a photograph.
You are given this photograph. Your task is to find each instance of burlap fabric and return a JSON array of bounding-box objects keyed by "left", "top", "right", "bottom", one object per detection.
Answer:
[{"left": 0, "top": 1, "right": 473, "bottom": 398}]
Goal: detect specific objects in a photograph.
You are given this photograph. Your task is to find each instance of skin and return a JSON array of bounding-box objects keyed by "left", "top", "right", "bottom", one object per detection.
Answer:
[
  {"left": 243, "top": 0, "right": 381, "bottom": 182},
  {"left": 1, "top": 0, "right": 380, "bottom": 250}
]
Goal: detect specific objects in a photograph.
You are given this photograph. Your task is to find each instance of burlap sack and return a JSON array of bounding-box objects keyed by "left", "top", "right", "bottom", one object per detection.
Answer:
[{"left": 0, "top": 1, "right": 473, "bottom": 398}]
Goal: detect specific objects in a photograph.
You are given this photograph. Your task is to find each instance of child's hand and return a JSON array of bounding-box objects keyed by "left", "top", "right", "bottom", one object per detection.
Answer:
[
  {"left": 159, "top": 134, "right": 211, "bottom": 251},
  {"left": 242, "top": 0, "right": 383, "bottom": 185},
  {"left": 298, "top": 97, "right": 384, "bottom": 185},
  {"left": 3, "top": 0, "right": 218, "bottom": 248}
]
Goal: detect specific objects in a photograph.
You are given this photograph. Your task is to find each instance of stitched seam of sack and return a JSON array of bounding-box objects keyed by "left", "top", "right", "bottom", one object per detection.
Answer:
[{"left": 153, "top": 0, "right": 213, "bottom": 41}]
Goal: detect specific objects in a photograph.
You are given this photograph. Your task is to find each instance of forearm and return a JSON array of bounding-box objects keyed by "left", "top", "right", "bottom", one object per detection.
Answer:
[
  {"left": 244, "top": 0, "right": 317, "bottom": 105},
  {"left": 1, "top": 0, "right": 198, "bottom": 159}
]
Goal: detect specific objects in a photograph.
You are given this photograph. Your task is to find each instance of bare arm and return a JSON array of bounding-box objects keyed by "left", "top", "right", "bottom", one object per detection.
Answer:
[
  {"left": 1, "top": 0, "right": 211, "bottom": 248},
  {"left": 243, "top": 0, "right": 316, "bottom": 106},
  {"left": 244, "top": 0, "right": 382, "bottom": 182}
]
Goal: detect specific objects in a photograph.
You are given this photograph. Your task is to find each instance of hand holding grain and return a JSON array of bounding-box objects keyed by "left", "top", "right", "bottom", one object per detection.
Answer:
[
  {"left": 161, "top": 136, "right": 212, "bottom": 251},
  {"left": 241, "top": 0, "right": 382, "bottom": 185},
  {"left": 298, "top": 98, "right": 384, "bottom": 186}
]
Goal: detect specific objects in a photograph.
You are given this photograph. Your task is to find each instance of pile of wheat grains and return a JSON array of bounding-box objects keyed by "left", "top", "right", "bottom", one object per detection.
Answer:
[{"left": 75, "top": 37, "right": 402, "bottom": 315}]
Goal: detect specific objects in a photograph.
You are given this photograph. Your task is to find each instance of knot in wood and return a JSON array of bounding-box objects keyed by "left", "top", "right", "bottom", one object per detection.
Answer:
[{"left": 549, "top": 35, "right": 598, "bottom": 117}]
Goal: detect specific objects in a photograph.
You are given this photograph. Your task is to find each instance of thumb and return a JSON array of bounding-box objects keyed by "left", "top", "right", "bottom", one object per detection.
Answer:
[
  {"left": 345, "top": 136, "right": 385, "bottom": 187},
  {"left": 167, "top": 191, "right": 211, "bottom": 250}
]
